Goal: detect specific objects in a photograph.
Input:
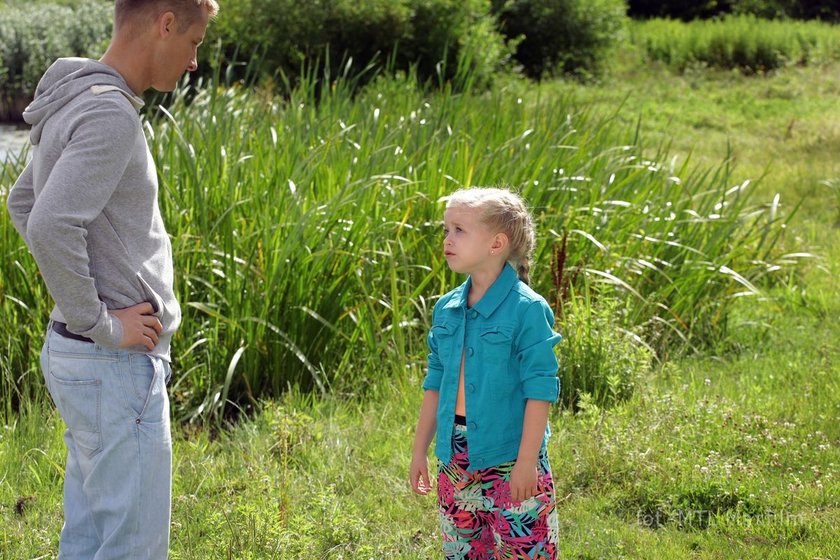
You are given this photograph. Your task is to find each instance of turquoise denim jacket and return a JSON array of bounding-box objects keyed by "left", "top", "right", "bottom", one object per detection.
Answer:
[{"left": 422, "top": 263, "right": 561, "bottom": 471}]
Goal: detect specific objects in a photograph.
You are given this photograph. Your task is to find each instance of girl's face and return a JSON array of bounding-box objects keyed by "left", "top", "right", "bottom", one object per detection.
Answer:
[{"left": 442, "top": 205, "right": 498, "bottom": 275}]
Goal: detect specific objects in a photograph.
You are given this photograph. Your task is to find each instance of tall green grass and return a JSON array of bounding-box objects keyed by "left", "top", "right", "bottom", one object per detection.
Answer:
[
  {"left": 0, "top": 68, "right": 802, "bottom": 419},
  {"left": 1, "top": 148, "right": 50, "bottom": 418},
  {"left": 632, "top": 15, "right": 840, "bottom": 73}
]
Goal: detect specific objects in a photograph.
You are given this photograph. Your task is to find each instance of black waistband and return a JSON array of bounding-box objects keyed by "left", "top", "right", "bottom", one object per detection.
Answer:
[
  {"left": 52, "top": 322, "right": 94, "bottom": 344},
  {"left": 454, "top": 414, "right": 467, "bottom": 426}
]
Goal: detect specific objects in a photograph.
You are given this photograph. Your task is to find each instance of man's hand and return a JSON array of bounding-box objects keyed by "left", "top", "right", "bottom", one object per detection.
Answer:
[{"left": 113, "top": 302, "right": 162, "bottom": 351}]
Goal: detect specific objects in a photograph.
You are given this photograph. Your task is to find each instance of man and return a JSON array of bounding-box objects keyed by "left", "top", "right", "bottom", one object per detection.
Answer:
[{"left": 6, "top": 1, "right": 218, "bottom": 557}]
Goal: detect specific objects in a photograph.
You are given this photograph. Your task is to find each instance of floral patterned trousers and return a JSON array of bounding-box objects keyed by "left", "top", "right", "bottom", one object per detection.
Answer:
[{"left": 437, "top": 424, "right": 559, "bottom": 559}]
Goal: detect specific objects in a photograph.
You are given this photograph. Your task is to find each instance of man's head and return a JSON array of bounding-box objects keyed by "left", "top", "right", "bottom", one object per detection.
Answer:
[
  {"left": 114, "top": 0, "right": 219, "bottom": 36},
  {"left": 106, "top": 0, "right": 219, "bottom": 93}
]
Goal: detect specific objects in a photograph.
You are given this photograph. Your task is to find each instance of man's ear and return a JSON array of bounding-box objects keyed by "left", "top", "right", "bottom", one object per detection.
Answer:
[{"left": 159, "top": 11, "right": 176, "bottom": 37}]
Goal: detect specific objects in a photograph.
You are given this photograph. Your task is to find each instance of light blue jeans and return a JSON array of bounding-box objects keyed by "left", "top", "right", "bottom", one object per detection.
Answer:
[{"left": 41, "top": 326, "right": 172, "bottom": 559}]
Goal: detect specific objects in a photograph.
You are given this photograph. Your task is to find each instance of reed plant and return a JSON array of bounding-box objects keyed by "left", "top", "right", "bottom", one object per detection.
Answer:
[
  {"left": 0, "top": 149, "right": 49, "bottom": 418},
  {"left": 0, "top": 67, "right": 801, "bottom": 419},
  {"left": 632, "top": 15, "right": 840, "bottom": 73}
]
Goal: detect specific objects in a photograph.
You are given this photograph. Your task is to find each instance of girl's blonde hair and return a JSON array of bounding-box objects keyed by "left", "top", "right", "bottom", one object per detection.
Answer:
[{"left": 446, "top": 187, "right": 537, "bottom": 284}]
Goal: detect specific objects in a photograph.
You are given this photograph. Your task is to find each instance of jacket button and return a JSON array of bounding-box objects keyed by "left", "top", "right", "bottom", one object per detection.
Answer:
[
  {"left": 467, "top": 383, "right": 475, "bottom": 393},
  {"left": 469, "top": 310, "right": 478, "bottom": 319},
  {"left": 467, "top": 347, "right": 474, "bottom": 357},
  {"left": 468, "top": 421, "right": 478, "bottom": 430}
]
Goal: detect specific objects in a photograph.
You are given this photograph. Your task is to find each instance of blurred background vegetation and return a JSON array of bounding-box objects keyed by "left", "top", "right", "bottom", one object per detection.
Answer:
[
  {"left": 4, "top": 0, "right": 840, "bottom": 121},
  {"left": 1, "top": 0, "right": 837, "bottom": 421}
]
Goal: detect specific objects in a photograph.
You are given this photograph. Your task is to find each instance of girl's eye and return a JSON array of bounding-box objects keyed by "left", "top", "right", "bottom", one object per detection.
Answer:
[
  {"left": 442, "top": 228, "right": 449, "bottom": 236},
  {"left": 455, "top": 227, "right": 463, "bottom": 233}
]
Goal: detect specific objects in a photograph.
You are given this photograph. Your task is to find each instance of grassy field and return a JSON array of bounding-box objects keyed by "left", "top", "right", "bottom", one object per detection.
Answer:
[
  {"left": 630, "top": 16, "right": 840, "bottom": 73},
  {"left": 2, "top": 55, "right": 839, "bottom": 560}
]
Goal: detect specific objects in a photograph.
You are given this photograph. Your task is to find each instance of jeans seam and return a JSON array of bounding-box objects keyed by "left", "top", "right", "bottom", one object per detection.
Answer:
[{"left": 49, "top": 350, "right": 119, "bottom": 362}]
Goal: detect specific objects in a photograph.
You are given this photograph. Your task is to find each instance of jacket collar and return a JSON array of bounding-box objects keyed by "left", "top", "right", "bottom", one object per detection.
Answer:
[{"left": 442, "top": 262, "right": 519, "bottom": 317}]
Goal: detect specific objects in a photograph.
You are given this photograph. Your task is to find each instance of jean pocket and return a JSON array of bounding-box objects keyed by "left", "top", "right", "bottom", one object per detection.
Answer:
[
  {"left": 48, "top": 369, "right": 102, "bottom": 459},
  {"left": 124, "top": 353, "right": 152, "bottom": 417},
  {"left": 125, "top": 354, "right": 170, "bottom": 429}
]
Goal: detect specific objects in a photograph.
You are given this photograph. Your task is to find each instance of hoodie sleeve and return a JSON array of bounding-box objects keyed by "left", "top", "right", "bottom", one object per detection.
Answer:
[
  {"left": 6, "top": 161, "right": 36, "bottom": 242},
  {"left": 26, "top": 98, "right": 139, "bottom": 347}
]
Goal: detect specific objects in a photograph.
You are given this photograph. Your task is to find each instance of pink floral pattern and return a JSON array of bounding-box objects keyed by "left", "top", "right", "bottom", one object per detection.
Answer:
[{"left": 437, "top": 425, "right": 559, "bottom": 559}]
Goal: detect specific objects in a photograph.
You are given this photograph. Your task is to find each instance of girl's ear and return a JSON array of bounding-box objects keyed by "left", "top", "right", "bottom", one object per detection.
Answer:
[{"left": 492, "top": 232, "right": 509, "bottom": 253}]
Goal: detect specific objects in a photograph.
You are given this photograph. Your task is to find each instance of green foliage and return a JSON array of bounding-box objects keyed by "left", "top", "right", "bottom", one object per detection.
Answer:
[
  {"left": 492, "top": 0, "right": 629, "bottom": 79},
  {"left": 1, "top": 64, "right": 800, "bottom": 420},
  {"left": 556, "top": 289, "right": 652, "bottom": 409},
  {"left": 1, "top": 0, "right": 82, "bottom": 5},
  {"left": 629, "top": 0, "right": 840, "bottom": 21},
  {"left": 627, "top": 0, "right": 729, "bottom": 20},
  {"left": 1, "top": 150, "right": 46, "bottom": 417},
  {"left": 0, "top": 1, "right": 111, "bottom": 121},
  {"left": 623, "top": 482, "right": 763, "bottom": 530},
  {"left": 735, "top": 0, "right": 840, "bottom": 21},
  {"left": 789, "top": 0, "right": 840, "bottom": 20},
  {"left": 202, "top": 0, "right": 408, "bottom": 83},
  {"left": 821, "top": 179, "right": 840, "bottom": 226},
  {"left": 202, "top": 0, "right": 510, "bottom": 91},
  {"left": 730, "top": 0, "right": 798, "bottom": 19},
  {"left": 404, "top": 0, "right": 513, "bottom": 90},
  {"left": 633, "top": 15, "right": 840, "bottom": 73}
]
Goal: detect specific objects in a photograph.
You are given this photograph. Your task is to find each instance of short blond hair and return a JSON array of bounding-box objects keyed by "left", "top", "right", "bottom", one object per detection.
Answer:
[
  {"left": 446, "top": 187, "right": 537, "bottom": 284},
  {"left": 115, "top": 0, "right": 219, "bottom": 34}
]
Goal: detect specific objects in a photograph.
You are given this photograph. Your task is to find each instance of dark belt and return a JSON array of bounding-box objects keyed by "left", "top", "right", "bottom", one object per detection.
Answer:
[
  {"left": 454, "top": 414, "right": 467, "bottom": 426},
  {"left": 52, "top": 321, "right": 94, "bottom": 343}
]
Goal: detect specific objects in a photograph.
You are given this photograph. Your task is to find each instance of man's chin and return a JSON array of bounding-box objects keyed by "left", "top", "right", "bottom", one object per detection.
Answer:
[{"left": 151, "top": 82, "right": 178, "bottom": 93}]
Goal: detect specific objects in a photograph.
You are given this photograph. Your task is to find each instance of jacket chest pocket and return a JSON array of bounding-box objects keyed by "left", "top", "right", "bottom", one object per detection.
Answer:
[
  {"left": 430, "top": 322, "right": 458, "bottom": 363},
  {"left": 479, "top": 324, "right": 515, "bottom": 364},
  {"left": 480, "top": 324, "right": 517, "bottom": 396}
]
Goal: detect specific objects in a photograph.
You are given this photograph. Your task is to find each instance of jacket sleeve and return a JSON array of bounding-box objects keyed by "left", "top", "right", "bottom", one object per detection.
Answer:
[
  {"left": 25, "top": 100, "right": 138, "bottom": 346},
  {"left": 422, "top": 304, "right": 444, "bottom": 391},
  {"left": 515, "top": 300, "right": 562, "bottom": 402},
  {"left": 6, "top": 160, "right": 36, "bottom": 243}
]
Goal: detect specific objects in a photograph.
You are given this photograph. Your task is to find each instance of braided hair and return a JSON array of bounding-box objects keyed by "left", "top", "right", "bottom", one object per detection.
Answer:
[{"left": 446, "top": 187, "right": 536, "bottom": 284}]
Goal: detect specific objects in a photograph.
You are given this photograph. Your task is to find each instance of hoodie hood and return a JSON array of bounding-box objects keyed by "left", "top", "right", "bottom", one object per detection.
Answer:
[{"left": 24, "top": 58, "right": 145, "bottom": 145}]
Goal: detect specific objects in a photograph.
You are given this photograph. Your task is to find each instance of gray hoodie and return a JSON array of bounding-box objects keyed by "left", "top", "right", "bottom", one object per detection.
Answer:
[{"left": 7, "top": 58, "right": 181, "bottom": 360}]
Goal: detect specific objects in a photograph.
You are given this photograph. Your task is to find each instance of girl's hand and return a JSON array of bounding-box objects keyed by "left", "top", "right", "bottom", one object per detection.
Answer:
[
  {"left": 410, "top": 452, "right": 433, "bottom": 495},
  {"left": 509, "top": 459, "right": 538, "bottom": 504}
]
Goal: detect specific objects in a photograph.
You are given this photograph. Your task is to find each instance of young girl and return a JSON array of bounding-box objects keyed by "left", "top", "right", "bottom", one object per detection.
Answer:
[{"left": 410, "top": 187, "right": 561, "bottom": 559}]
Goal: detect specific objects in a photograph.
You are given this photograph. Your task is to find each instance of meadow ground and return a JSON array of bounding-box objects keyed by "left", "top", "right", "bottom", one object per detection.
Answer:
[{"left": 1, "top": 60, "right": 839, "bottom": 558}]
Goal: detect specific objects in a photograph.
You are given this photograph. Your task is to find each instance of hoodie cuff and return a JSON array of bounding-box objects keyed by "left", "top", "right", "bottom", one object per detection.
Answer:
[{"left": 78, "top": 304, "right": 123, "bottom": 348}]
